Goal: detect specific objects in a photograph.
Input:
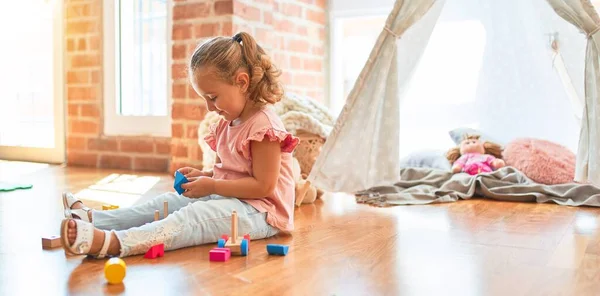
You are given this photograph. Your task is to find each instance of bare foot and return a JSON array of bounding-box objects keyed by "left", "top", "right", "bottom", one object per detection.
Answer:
[{"left": 67, "top": 220, "right": 121, "bottom": 256}]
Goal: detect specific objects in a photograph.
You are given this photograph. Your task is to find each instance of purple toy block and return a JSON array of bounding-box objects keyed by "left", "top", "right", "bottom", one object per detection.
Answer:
[{"left": 209, "top": 247, "right": 231, "bottom": 262}]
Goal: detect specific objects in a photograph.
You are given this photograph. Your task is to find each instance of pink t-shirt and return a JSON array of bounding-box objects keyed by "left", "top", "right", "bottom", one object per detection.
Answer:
[{"left": 204, "top": 107, "right": 299, "bottom": 232}]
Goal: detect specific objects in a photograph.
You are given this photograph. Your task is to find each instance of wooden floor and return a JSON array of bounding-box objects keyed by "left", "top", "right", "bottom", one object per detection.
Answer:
[{"left": 1, "top": 160, "right": 600, "bottom": 295}]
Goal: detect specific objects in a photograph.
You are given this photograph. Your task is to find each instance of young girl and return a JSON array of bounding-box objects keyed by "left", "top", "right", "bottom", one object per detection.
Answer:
[{"left": 59, "top": 32, "right": 298, "bottom": 258}]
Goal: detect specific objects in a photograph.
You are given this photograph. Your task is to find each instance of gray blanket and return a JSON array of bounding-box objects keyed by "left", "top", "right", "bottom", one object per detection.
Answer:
[{"left": 355, "top": 166, "right": 600, "bottom": 207}]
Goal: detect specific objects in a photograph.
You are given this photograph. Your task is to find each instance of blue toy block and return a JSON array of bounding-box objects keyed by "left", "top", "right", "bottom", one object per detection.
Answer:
[
  {"left": 241, "top": 239, "right": 249, "bottom": 256},
  {"left": 266, "top": 244, "right": 289, "bottom": 256},
  {"left": 174, "top": 171, "right": 189, "bottom": 195}
]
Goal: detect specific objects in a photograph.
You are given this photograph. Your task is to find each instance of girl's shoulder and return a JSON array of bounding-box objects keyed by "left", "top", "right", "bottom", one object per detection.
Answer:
[
  {"left": 248, "top": 106, "right": 285, "bottom": 130},
  {"left": 210, "top": 107, "right": 285, "bottom": 136},
  {"left": 245, "top": 107, "right": 294, "bottom": 145},
  {"left": 240, "top": 107, "right": 299, "bottom": 159}
]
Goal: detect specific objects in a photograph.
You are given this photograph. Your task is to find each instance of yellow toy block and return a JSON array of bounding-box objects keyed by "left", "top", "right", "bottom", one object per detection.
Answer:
[
  {"left": 102, "top": 204, "right": 119, "bottom": 210},
  {"left": 104, "top": 258, "right": 126, "bottom": 284}
]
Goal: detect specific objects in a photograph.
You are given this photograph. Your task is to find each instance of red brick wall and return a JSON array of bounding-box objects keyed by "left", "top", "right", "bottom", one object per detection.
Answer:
[
  {"left": 65, "top": 0, "right": 171, "bottom": 172},
  {"left": 64, "top": 0, "right": 327, "bottom": 173},
  {"left": 233, "top": 0, "right": 327, "bottom": 101},
  {"left": 169, "top": 0, "right": 233, "bottom": 173}
]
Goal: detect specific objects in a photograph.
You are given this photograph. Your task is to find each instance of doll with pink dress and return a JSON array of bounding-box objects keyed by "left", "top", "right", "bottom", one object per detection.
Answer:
[{"left": 446, "top": 134, "right": 505, "bottom": 175}]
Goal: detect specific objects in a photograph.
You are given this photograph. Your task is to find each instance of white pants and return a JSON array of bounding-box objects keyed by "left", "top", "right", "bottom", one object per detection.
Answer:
[{"left": 92, "top": 193, "right": 279, "bottom": 257}]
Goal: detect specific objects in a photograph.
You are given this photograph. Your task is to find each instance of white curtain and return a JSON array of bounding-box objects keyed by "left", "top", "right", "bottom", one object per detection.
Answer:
[
  {"left": 398, "top": 0, "right": 582, "bottom": 158},
  {"left": 308, "top": 0, "right": 446, "bottom": 192},
  {"left": 546, "top": 0, "right": 600, "bottom": 186}
]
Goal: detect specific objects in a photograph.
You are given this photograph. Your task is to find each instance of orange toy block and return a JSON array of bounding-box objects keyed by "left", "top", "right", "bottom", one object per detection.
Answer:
[{"left": 144, "top": 243, "right": 165, "bottom": 259}]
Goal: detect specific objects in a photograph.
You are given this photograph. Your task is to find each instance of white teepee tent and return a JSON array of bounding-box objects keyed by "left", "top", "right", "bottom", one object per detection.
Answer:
[{"left": 308, "top": 0, "right": 600, "bottom": 192}]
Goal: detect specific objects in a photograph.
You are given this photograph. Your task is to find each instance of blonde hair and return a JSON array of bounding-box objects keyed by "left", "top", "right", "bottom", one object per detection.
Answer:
[
  {"left": 446, "top": 134, "right": 503, "bottom": 164},
  {"left": 188, "top": 32, "right": 284, "bottom": 105}
]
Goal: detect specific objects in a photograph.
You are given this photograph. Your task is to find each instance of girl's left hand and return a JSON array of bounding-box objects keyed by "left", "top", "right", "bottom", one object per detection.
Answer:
[{"left": 181, "top": 177, "right": 215, "bottom": 198}]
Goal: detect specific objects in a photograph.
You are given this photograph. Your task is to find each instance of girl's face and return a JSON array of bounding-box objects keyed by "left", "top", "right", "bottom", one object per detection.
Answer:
[{"left": 191, "top": 67, "right": 249, "bottom": 122}]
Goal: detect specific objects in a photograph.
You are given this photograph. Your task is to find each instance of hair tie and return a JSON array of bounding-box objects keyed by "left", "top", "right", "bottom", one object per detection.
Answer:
[
  {"left": 588, "top": 26, "right": 600, "bottom": 39},
  {"left": 232, "top": 34, "right": 242, "bottom": 44},
  {"left": 384, "top": 27, "right": 400, "bottom": 39}
]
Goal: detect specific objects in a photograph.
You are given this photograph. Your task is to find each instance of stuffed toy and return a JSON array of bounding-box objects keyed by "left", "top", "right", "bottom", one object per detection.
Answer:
[
  {"left": 292, "top": 157, "right": 318, "bottom": 206},
  {"left": 446, "top": 134, "right": 505, "bottom": 175}
]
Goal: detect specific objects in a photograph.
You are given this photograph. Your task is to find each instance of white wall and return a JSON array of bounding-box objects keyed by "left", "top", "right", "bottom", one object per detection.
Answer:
[{"left": 329, "top": 0, "right": 394, "bottom": 16}]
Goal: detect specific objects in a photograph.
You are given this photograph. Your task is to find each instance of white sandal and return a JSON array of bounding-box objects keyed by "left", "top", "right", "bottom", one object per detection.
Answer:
[
  {"left": 62, "top": 192, "right": 92, "bottom": 222},
  {"left": 60, "top": 218, "right": 113, "bottom": 258}
]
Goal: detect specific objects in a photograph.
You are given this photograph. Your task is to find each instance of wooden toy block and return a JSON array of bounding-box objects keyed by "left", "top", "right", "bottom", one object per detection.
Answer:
[
  {"left": 102, "top": 204, "right": 119, "bottom": 210},
  {"left": 41, "top": 235, "right": 61, "bottom": 249},
  {"left": 163, "top": 200, "right": 168, "bottom": 218},
  {"left": 174, "top": 171, "right": 189, "bottom": 195},
  {"left": 104, "top": 258, "right": 126, "bottom": 284},
  {"left": 144, "top": 243, "right": 165, "bottom": 259},
  {"left": 154, "top": 210, "right": 159, "bottom": 221},
  {"left": 216, "top": 210, "right": 249, "bottom": 256},
  {"left": 266, "top": 244, "right": 289, "bottom": 256},
  {"left": 209, "top": 247, "right": 231, "bottom": 262}
]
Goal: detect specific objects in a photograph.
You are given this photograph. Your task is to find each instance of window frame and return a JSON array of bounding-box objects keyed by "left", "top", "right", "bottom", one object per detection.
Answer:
[
  {"left": 0, "top": 0, "right": 65, "bottom": 164},
  {"left": 328, "top": 0, "right": 392, "bottom": 115},
  {"left": 103, "top": 0, "right": 172, "bottom": 137}
]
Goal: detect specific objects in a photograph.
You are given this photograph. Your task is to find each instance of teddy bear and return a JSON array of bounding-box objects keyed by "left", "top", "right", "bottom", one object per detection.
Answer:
[{"left": 291, "top": 157, "right": 319, "bottom": 206}]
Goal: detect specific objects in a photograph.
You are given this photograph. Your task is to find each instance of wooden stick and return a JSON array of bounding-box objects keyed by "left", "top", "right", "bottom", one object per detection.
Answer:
[
  {"left": 163, "top": 200, "right": 168, "bottom": 218},
  {"left": 231, "top": 210, "right": 237, "bottom": 244},
  {"left": 154, "top": 210, "right": 159, "bottom": 221}
]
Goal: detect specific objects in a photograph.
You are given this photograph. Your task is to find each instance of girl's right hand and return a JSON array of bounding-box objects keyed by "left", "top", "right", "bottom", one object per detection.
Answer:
[{"left": 177, "top": 167, "right": 212, "bottom": 179}]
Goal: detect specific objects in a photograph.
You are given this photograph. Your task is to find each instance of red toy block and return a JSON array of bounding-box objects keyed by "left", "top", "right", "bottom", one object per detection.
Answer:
[
  {"left": 144, "top": 243, "right": 164, "bottom": 259},
  {"left": 221, "top": 234, "right": 229, "bottom": 240},
  {"left": 209, "top": 247, "right": 231, "bottom": 262}
]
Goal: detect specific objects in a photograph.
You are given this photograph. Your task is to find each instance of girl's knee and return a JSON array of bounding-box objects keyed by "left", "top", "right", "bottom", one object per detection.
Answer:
[
  {"left": 248, "top": 225, "right": 279, "bottom": 240},
  {"left": 152, "top": 192, "right": 196, "bottom": 210},
  {"left": 159, "top": 192, "right": 182, "bottom": 202},
  {"left": 239, "top": 212, "right": 277, "bottom": 240}
]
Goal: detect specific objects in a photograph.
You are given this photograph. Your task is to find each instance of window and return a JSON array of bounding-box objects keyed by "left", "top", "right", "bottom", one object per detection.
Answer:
[
  {"left": 0, "top": 0, "right": 65, "bottom": 164},
  {"left": 104, "top": 0, "right": 171, "bottom": 136},
  {"left": 328, "top": 0, "right": 392, "bottom": 115},
  {"left": 330, "top": 15, "right": 387, "bottom": 115}
]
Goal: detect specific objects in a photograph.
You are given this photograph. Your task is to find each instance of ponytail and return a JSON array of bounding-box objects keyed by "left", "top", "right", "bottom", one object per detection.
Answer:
[{"left": 233, "top": 32, "right": 284, "bottom": 104}]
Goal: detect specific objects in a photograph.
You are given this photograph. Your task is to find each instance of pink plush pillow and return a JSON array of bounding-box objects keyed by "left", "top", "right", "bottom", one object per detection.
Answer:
[{"left": 503, "top": 138, "right": 576, "bottom": 185}]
